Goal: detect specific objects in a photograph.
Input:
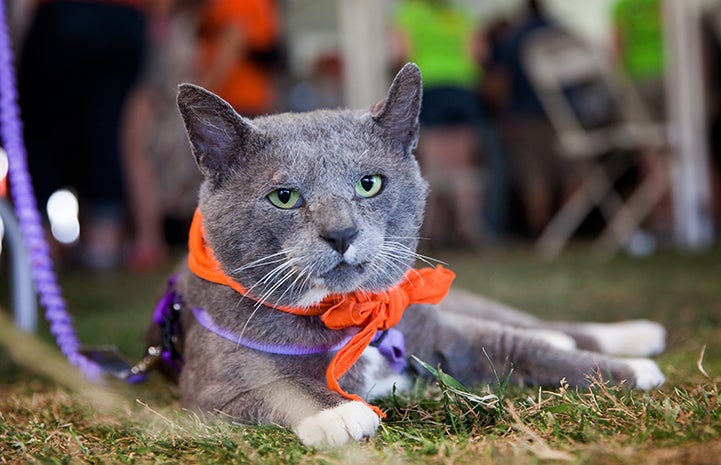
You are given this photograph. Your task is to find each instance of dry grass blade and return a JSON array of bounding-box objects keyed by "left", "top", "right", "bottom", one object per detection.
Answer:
[
  {"left": 697, "top": 344, "right": 712, "bottom": 380},
  {"left": 506, "top": 400, "right": 575, "bottom": 462},
  {"left": 0, "top": 311, "right": 130, "bottom": 415}
]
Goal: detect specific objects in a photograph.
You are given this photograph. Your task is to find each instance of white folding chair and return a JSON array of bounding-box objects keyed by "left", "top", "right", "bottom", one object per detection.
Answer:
[{"left": 522, "top": 28, "right": 668, "bottom": 259}]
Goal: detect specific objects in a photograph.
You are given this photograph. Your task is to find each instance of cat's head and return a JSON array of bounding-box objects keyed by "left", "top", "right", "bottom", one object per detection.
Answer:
[{"left": 177, "top": 63, "right": 426, "bottom": 307}]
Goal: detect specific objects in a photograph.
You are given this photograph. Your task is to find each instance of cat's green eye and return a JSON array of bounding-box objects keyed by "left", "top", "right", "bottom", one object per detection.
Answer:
[
  {"left": 355, "top": 174, "right": 384, "bottom": 199},
  {"left": 268, "top": 188, "right": 302, "bottom": 209}
]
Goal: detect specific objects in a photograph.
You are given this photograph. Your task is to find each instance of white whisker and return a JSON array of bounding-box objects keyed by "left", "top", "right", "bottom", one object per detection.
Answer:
[
  {"left": 275, "top": 263, "right": 314, "bottom": 307},
  {"left": 244, "top": 256, "right": 301, "bottom": 296},
  {"left": 237, "top": 304, "right": 263, "bottom": 345},
  {"left": 383, "top": 240, "right": 447, "bottom": 267},
  {"left": 234, "top": 252, "right": 303, "bottom": 339},
  {"left": 231, "top": 250, "right": 290, "bottom": 274},
  {"left": 254, "top": 262, "right": 304, "bottom": 310},
  {"left": 373, "top": 251, "right": 408, "bottom": 279}
]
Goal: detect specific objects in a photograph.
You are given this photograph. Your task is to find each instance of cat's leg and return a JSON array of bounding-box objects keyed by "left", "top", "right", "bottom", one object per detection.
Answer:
[
  {"left": 292, "top": 345, "right": 418, "bottom": 443},
  {"left": 293, "top": 401, "right": 379, "bottom": 446},
  {"left": 439, "top": 289, "right": 581, "bottom": 350},
  {"left": 176, "top": 320, "right": 381, "bottom": 446},
  {"left": 398, "top": 304, "right": 665, "bottom": 389},
  {"left": 440, "top": 288, "right": 545, "bottom": 326},
  {"left": 542, "top": 320, "right": 666, "bottom": 357},
  {"left": 179, "top": 350, "right": 381, "bottom": 446},
  {"left": 440, "top": 288, "right": 666, "bottom": 357}
]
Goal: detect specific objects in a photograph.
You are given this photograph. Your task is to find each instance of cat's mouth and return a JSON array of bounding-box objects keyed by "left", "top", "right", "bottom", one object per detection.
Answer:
[
  {"left": 320, "top": 260, "right": 367, "bottom": 292},
  {"left": 327, "top": 260, "right": 365, "bottom": 274}
]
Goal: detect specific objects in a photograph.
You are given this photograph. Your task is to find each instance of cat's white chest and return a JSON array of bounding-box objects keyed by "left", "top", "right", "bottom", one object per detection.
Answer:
[
  {"left": 295, "top": 287, "right": 331, "bottom": 307},
  {"left": 358, "top": 346, "right": 413, "bottom": 401}
]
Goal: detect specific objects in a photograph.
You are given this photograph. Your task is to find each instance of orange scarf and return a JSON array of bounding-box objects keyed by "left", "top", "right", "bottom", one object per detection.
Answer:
[{"left": 187, "top": 209, "right": 455, "bottom": 417}]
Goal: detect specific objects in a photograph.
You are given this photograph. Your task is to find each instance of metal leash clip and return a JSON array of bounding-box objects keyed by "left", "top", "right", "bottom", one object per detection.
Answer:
[
  {"left": 79, "top": 342, "right": 166, "bottom": 384},
  {"left": 80, "top": 275, "right": 184, "bottom": 384}
]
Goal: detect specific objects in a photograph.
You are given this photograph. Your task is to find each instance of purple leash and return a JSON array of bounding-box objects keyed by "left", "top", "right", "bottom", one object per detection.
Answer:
[
  {"left": 0, "top": 0, "right": 101, "bottom": 379},
  {"left": 152, "top": 274, "right": 409, "bottom": 375}
]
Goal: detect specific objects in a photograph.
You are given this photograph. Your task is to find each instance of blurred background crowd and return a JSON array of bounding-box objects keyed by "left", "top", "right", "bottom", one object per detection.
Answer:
[{"left": 2, "top": 0, "right": 721, "bottom": 271}]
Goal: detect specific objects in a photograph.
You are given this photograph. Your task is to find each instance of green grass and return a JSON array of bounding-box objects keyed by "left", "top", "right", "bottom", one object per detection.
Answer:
[{"left": 1, "top": 245, "right": 720, "bottom": 464}]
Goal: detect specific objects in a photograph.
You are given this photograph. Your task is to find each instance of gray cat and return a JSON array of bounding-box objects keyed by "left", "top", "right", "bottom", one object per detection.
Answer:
[{"left": 151, "top": 63, "right": 665, "bottom": 446}]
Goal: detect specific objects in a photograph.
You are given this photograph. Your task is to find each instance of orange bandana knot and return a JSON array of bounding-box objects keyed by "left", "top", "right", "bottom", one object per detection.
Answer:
[{"left": 187, "top": 209, "right": 455, "bottom": 417}]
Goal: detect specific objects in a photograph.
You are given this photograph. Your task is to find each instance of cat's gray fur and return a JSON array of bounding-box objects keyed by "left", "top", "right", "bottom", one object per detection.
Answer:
[{"left": 155, "top": 63, "right": 665, "bottom": 446}]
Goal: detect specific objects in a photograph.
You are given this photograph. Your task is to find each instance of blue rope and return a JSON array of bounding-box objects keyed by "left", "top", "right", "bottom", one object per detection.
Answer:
[{"left": 0, "top": 0, "right": 101, "bottom": 379}]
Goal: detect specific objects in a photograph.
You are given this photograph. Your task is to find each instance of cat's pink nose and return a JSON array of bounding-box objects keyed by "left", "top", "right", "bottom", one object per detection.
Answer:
[{"left": 321, "top": 227, "right": 358, "bottom": 254}]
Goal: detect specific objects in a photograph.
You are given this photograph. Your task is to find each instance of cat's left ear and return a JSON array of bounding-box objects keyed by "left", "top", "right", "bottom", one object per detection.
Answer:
[
  {"left": 176, "top": 83, "right": 263, "bottom": 185},
  {"left": 371, "top": 62, "right": 423, "bottom": 153}
]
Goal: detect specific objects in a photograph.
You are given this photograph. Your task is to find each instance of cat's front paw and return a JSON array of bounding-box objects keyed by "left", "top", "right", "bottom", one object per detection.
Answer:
[
  {"left": 294, "top": 401, "right": 380, "bottom": 446},
  {"left": 625, "top": 358, "right": 666, "bottom": 390}
]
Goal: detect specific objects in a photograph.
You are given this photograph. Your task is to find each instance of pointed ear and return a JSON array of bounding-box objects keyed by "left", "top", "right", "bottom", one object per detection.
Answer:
[
  {"left": 176, "top": 83, "right": 263, "bottom": 184},
  {"left": 371, "top": 63, "right": 423, "bottom": 152}
]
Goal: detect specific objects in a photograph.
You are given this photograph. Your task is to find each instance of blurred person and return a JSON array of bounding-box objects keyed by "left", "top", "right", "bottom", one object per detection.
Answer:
[
  {"left": 122, "top": 0, "right": 282, "bottom": 271},
  {"left": 495, "top": 0, "right": 571, "bottom": 238},
  {"left": 612, "top": 0, "right": 666, "bottom": 123},
  {"left": 194, "top": 0, "right": 282, "bottom": 116},
  {"left": 287, "top": 53, "right": 343, "bottom": 113},
  {"left": 476, "top": 17, "right": 514, "bottom": 240},
  {"left": 121, "top": 0, "right": 204, "bottom": 271},
  {"left": 390, "top": 0, "right": 487, "bottom": 249},
  {"left": 478, "top": 18, "right": 513, "bottom": 117},
  {"left": 611, "top": 0, "right": 671, "bottom": 242},
  {"left": 18, "top": 0, "right": 147, "bottom": 269}
]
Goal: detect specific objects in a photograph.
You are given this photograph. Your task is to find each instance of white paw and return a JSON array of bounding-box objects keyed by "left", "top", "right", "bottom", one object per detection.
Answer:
[
  {"left": 294, "top": 401, "right": 380, "bottom": 446},
  {"left": 521, "top": 329, "right": 577, "bottom": 351},
  {"left": 582, "top": 320, "right": 666, "bottom": 356},
  {"left": 625, "top": 358, "right": 666, "bottom": 390}
]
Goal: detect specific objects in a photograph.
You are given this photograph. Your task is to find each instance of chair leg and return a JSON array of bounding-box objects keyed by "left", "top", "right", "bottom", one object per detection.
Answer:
[
  {"left": 536, "top": 165, "right": 617, "bottom": 259},
  {"left": 593, "top": 164, "right": 669, "bottom": 257}
]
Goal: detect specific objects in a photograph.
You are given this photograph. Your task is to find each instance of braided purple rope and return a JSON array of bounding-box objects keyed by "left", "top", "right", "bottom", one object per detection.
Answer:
[{"left": 0, "top": 0, "right": 100, "bottom": 379}]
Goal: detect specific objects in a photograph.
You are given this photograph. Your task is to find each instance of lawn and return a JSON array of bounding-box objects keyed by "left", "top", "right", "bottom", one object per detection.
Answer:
[{"left": 1, "top": 245, "right": 719, "bottom": 464}]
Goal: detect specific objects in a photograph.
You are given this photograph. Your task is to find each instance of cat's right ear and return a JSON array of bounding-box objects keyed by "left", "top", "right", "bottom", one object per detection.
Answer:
[
  {"left": 371, "top": 62, "right": 423, "bottom": 154},
  {"left": 176, "top": 84, "right": 262, "bottom": 185}
]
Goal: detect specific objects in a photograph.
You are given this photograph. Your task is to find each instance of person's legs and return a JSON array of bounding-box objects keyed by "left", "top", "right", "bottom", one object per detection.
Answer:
[
  {"left": 442, "top": 127, "right": 484, "bottom": 247},
  {"left": 522, "top": 175, "right": 553, "bottom": 237},
  {"left": 121, "top": 87, "right": 168, "bottom": 270},
  {"left": 418, "top": 87, "right": 485, "bottom": 248},
  {"left": 79, "top": 3, "right": 146, "bottom": 268},
  {"left": 479, "top": 118, "right": 509, "bottom": 239},
  {"left": 18, "top": 3, "right": 83, "bottom": 208},
  {"left": 502, "top": 116, "right": 558, "bottom": 238}
]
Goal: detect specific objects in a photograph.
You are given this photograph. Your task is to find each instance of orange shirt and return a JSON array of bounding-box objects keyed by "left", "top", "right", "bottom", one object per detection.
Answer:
[{"left": 196, "top": 0, "right": 279, "bottom": 115}]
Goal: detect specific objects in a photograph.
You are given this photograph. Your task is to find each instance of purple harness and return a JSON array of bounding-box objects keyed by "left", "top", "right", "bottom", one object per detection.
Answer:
[{"left": 152, "top": 275, "right": 408, "bottom": 374}]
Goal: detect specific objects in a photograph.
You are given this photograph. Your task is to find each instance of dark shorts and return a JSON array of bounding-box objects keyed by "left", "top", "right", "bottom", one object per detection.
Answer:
[
  {"left": 420, "top": 86, "right": 484, "bottom": 128},
  {"left": 18, "top": 1, "right": 146, "bottom": 212}
]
